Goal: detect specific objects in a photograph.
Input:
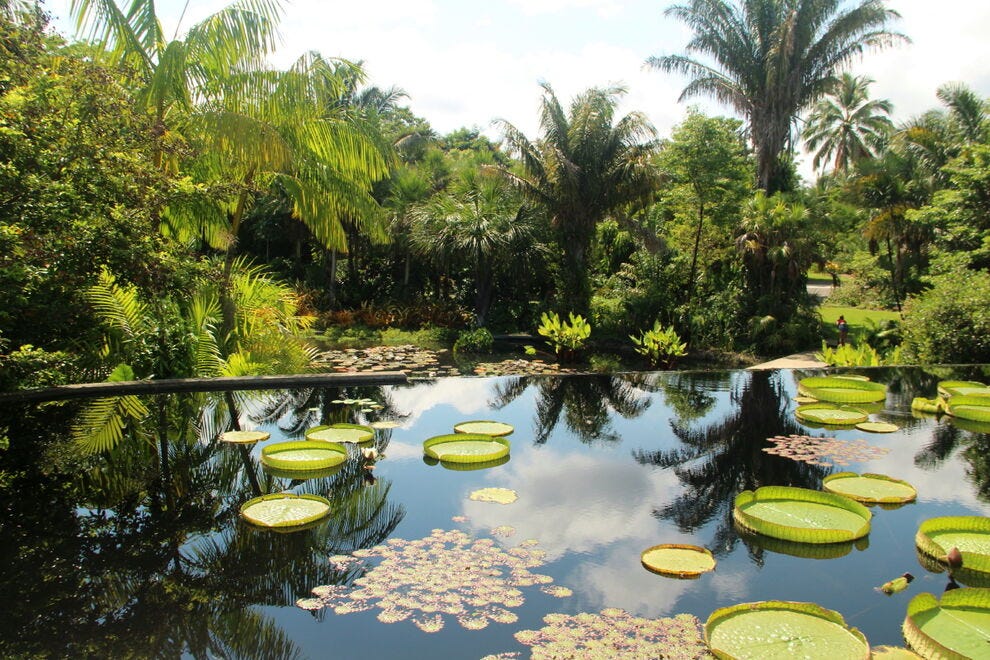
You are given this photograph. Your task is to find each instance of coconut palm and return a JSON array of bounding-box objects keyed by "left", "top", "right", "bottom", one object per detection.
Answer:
[
  {"left": 495, "top": 83, "right": 660, "bottom": 315},
  {"left": 649, "top": 0, "right": 906, "bottom": 193},
  {"left": 803, "top": 73, "right": 893, "bottom": 174}
]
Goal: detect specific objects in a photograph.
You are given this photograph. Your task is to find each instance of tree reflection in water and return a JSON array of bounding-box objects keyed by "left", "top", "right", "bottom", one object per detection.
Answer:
[
  {"left": 634, "top": 370, "right": 831, "bottom": 559},
  {"left": 491, "top": 374, "right": 650, "bottom": 444},
  {"left": 0, "top": 389, "right": 404, "bottom": 659}
]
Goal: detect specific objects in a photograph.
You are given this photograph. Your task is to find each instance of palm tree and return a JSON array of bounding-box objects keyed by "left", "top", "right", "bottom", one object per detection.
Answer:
[
  {"left": 495, "top": 83, "right": 660, "bottom": 315},
  {"left": 649, "top": 0, "right": 906, "bottom": 193},
  {"left": 410, "top": 169, "right": 533, "bottom": 326},
  {"left": 803, "top": 73, "right": 893, "bottom": 174}
]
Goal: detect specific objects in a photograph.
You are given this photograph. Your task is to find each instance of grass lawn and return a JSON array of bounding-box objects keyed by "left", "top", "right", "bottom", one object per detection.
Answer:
[{"left": 820, "top": 305, "right": 901, "bottom": 344}]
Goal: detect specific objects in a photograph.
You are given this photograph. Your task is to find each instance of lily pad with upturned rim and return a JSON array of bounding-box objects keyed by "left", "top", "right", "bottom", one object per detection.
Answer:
[
  {"left": 823, "top": 472, "right": 916, "bottom": 504},
  {"left": 240, "top": 493, "right": 332, "bottom": 530},
  {"left": 911, "top": 397, "right": 944, "bottom": 415},
  {"left": 733, "top": 486, "right": 871, "bottom": 544},
  {"left": 916, "top": 516, "right": 990, "bottom": 580},
  {"left": 798, "top": 376, "right": 887, "bottom": 404},
  {"left": 306, "top": 423, "right": 375, "bottom": 444},
  {"left": 795, "top": 403, "right": 869, "bottom": 426},
  {"left": 705, "top": 600, "right": 870, "bottom": 659},
  {"left": 946, "top": 395, "right": 990, "bottom": 423},
  {"left": 220, "top": 430, "right": 270, "bottom": 445},
  {"left": 856, "top": 421, "right": 899, "bottom": 433},
  {"left": 641, "top": 544, "right": 716, "bottom": 579},
  {"left": 423, "top": 433, "right": 510, "bottom": 464},
  {"left": 261, "top": 440, "right": 348, "bottom": 472},
  {"left": 902, "top": 588, "right": 990, "bottom": 660},
  {"left": 938, "top": 380, "right": 990, "bottom": 398},
  {"left": 453, "top": 420, "right": 514, "bottom": 437},
  {"left": 870, "top": 645, "right": 923, "bottom": 659}
]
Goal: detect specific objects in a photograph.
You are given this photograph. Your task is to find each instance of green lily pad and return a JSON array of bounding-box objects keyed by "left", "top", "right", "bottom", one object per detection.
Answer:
[
  {"left": 911, "top": 397, "right": 944, "bottom": 415},
  {"left": 903, "top": 588, "right": 990, "bottom": 659},
  {"left": 938, "top": 380, "right": 990, "bottom": 398},
  {"left": 240, "top": 493, "right": 332, "bottom": 529},
  {"left": 641, "top": 544, "right": 716, "bottom": 579},
  {"left": 469, "top": 487, "right": 518, "bottom": 504},
  {"left": 946, "top": 395, "right": 990, "bottom": 423},
  {"left": 871, "top": 645, "right": 923, "bottom": 659},
  {"left": 261, "top": 440, "right": 348, "bottom": 472},
  {"left": 736, "top": 525, "right": 860, "bottom": 560},
  {"left": 856, "top": 421, "right": 899, "bottom": 433},
  {"left": 798, "top": 376, "right": 887, "bottom": 404},
  {"left": 733, "top": 486, "right": 871, "bottom": 544},
  {"left": 219, "top": 430, "right": 270, "bottom": 444},
  {"left": 823, "top": 472, "right": 917, "bottom": 504},
  {"left": 306, "top": 423, "right": 374, "bottom": 444},
  {"left": 795, "top": 403, "right": 869, "bottom": 426},
  {"left": 950, "top": 417, "right": 990, "bottom": 434},
  {"left": 705, "top": 600, "right": 870, "bottom": 659},
  {"left": 423, "top": 433, "right": 510, "bottom": 464},
  {"left": 916, "top": 516, "right": 990, "bottom": 580},
  {"left": 453, "top": 420, "right": 515, "bottom": 436}
]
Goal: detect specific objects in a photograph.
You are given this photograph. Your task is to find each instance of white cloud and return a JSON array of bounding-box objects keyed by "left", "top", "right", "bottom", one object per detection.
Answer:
[{"left": 386, "top": 378, "right": 497, "bottom": 427}]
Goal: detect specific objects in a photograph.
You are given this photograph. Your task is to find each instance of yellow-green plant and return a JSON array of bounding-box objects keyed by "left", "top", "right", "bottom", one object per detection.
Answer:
[
  {"left": 537, "top": 312, "right": 591, "bottom": 361},
  {"left": 631, "top": 321, "right": 687, "bottom": 368},
  {"left": 815, "top": 341, "right": 902, "bottom": 367}
]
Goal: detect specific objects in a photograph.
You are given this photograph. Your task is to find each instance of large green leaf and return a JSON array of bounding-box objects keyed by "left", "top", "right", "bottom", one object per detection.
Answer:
[
  {"left": 916, "top": 516, "right": 990, "bottom": 581},
  {"left": 823, "top": 472, "right": 917, "bottom": 504},
  {"left": 239, "top": 493, "right": 332, "bottom": 529},
  {"left": 641, "top": 544, "right": 716, "bottom": 579},
  {"left": 306, "top": 423, "right": 374, "bottom": 443},
  {"left": 946, "top": 395, "right": 990, "bottom": 422},
  {"left": 422, "top": 433, "right": 510, "bottom": 464},
  {"left": 734, "top": 486, "right": 871, "bottom": 544},
  {"left": 705, "top": 600, "right": 870, "bottom": 659},
  {"left": 452, "top": 420, "right": 515, "bottom": 437},
  {"left": 903, "top": 588, "right": 990, "bottom": 660},
  {"left": 798, "top": 376, "right": 887, "bottom": 403},
  {"left": 795, "top": 403, "right": 868, "bottom": 426},
  {"left": 260, "top": 440, "right": 347, "bottom": 472},
  {"left": 938, "top": 380, "right": 990, "bottom": 398}
]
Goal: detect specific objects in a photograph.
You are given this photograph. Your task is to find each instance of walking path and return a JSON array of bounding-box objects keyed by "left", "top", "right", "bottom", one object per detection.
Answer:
[{"left": 746, "top": 351, "right": 827, "bottom": 371}]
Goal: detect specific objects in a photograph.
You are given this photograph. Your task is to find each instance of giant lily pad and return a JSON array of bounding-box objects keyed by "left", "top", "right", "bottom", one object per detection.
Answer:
[
  {"left": 423, "top": 433, "right": 510, "bottom": 464},
  {"left": 306, "top": 423, "right": 374, "bottom": 444},
  {"left": 798, "top": 376, "right": 887, "bottom": 404},
  {"left": 240, "top": 493, "right": 332, "bottom": 530},
  {"left": 641, "top": 544, "right": 716, "bottom": 579},
  {"left": 733, "top": 486, "right": 871, "bottom": 544},
  {"left": 795, "top": 403, "right": 869, "bottom": 427},
  {"left": 903, "top": 588, "right": 990, "bottom": 659},
  {"left": 220, "top": 430, "right": 270, "bottom": 445},
  {"left": 453, "top": 420, "right": 514, "bottom": 437},
  {"left": 260, "top": 440, "right": 347, "bottom": 472},
  {"left": 823, "top": 472, "right": 917, "bottom": 505},
  {"left": 916, "top": 516, "right": 990, "bottom": 580},
  {"left": 856, "top": 421, "right": 899, "bottom": 433},
  {"left": 705, "top": 600, "right": 870, "bottom": 659},
  {"left": 911, "top": 397, "right": 944, "bottom": 415},
  {"left": 946, "top": 395, "right": 990, "bottom": 423},
  {"left": 938, "top": 380, "right": 990, "bottom": 398}
]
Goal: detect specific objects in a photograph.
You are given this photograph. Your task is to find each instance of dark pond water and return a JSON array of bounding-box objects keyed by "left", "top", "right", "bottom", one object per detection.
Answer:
[{"left": 2, "top": 365, "right": 990, "bottom": 659}]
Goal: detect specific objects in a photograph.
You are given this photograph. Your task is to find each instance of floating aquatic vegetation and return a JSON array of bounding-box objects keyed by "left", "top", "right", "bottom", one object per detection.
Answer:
[
  {"left": 501, "top": 609, "right": 710, "bottom": 660},
  {"left": 306, "top": 423, "right": 375, "bottom": 444},
  {"left": 470, "top": 487, "right": 519, "bottom": 505},
  {"left": 938, "top": 380, "right": 990, "bottom": 398},
  {"left": 451, "top": 515, "right": 468, "bottom": 523},
  {"left": 946, "top": 395, "right": 990, "bottom": 423},
  {"left": 240, "top": 493, "right": 332, "bottom": 530},
  {"left": 370, "top": 420, "right": 401, "bottom": 429},
  {"left": 798, "top": 376, "right": 887, "bottom": 403},
  {"left": 734, "top": 486, "right": 872, "bottom": 544},
  {"left": 911, "top": 397, "right": 943, "bottom": 415},
  {"left": 219, "top": 430, "right": 270, "bottom": 444},
  {"left": 916, "top": 516, "right": 990, "bottom": 584},
  {"left": 876, "top": 572, "right": 914, "bottom": 596},
  {"left": 902, "top": 588, "right": 990, "bottom": 659},
  {"left": 541, "top": 585, "right": 573, "bottom": 598},
  {"left": 870, "top": 646, "right": 922, "bottom": 659},
  {"left": 454, "top": 420, "right": 515, "bottom": 437},
  {"left": 856, "top": 421, "right": 899, "bottom": 433},
  {"left": 303, "top": 528, "right": 553, "bottom": 631},
  {"left": 423, "top": 433, "right": 510, "bottom": 464},
  {"left": 491, "top": 525, "right": 515, "bottom": 537},
  {"left": 795, "top": 403, "right": 869, "bottom": 427},
  {"left": 295, "top": 597, "right": 324, "bottom": 611},
  {"left": 823, "top": 472, "right": 916, "bottom": 505},
  {"left": 260, "top": 440, "right": 347, "bottom": 473},
  {"left": 705, "top": 600, "right": 869, "bottom": 659},
  {"left": 641, "top": 544, "right": 717, "bottom": 579},
  {"left": 762, "top": 434, "right": 889, "bottom": 466}
]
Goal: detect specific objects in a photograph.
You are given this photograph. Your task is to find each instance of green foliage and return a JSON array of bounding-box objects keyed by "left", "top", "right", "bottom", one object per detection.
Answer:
[
  {"left": 901, "top": 269, "right": 990, "bottom": 364},
  {"left": 814, "top": 341, "right": 902, "bottom": 367},
  {"left": 588, "top": 353, "right": 623, "bottom": 374},
  {"left": 453, "top": 327, "right": 494, "bottom": 354},
  {"left": 537, "top": 311, "right": 591, "bottom": 361},
  {"left": 0, "top": 344, "right": 83, "bottom": 391},
  {"left": 630, "top": 321, "right": 687, "bottom": 368}
]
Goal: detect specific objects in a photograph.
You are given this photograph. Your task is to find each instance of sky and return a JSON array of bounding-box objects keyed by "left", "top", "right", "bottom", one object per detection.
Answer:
[{"left": 42, "top": 0, "right": 990, "bottom": 180}]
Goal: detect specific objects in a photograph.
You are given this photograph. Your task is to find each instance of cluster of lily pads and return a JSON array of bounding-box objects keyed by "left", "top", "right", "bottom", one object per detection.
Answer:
[
  {"left": 762, "top": 434, "right": 890, "bottom": 466},
  {"left": 795, "top": 376, "right": 898, "bottom": 432},
  {"left": 913, "top": 379, "right": 990, "bottom": 433}
]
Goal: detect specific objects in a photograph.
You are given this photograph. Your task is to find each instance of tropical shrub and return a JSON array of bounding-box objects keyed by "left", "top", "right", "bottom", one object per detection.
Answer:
[
  {"left": 453, "top": 328, "right": 494, "bottom": 354},
  {"left": 901, "top": 270, "right": 990, "bottom": 364},
  {"left": 537, "top": 312, "right": 591, "bottom": 361},
  {"left": 815, "top": 341, "right": 902, "bottom": 367},
  {"left": 631, "top": 321, "right": 688, "bottom": 368}
]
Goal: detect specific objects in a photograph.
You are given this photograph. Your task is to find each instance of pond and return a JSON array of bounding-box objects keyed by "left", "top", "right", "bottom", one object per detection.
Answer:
[{"left": 2, "top": 365, "right": 990, "bottom": 658}]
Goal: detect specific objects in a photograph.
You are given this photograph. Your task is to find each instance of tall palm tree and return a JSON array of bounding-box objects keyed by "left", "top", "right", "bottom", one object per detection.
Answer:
[
  {"left": 803, "top": 72, "right": 893, "bottom": 174},
  {"left": 495, "top": 83, "right": 660, "bottom": 315},
  {"left": 649, "top": 0, "right": 906, "bottom": 193}
]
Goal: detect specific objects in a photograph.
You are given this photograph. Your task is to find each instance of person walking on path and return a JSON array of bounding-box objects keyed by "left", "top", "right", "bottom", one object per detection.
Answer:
[{"left": 837, "top": 315, "right": 849, "bottom": 346}]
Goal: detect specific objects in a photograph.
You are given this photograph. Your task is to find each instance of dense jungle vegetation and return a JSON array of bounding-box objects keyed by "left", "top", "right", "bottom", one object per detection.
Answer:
[{"left": 2, "top": 0, "right": 990, "bottom": 393}]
